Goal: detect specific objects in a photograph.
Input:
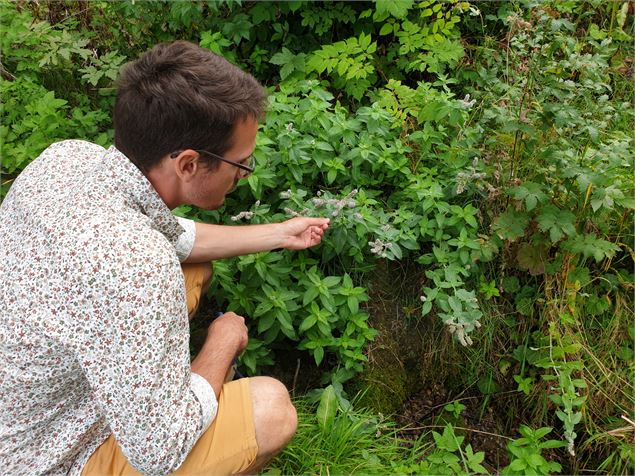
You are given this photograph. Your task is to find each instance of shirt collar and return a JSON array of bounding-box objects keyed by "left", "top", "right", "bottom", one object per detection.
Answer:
[{"left": 102, "top": 146, "right": 185, "bottom": 245}]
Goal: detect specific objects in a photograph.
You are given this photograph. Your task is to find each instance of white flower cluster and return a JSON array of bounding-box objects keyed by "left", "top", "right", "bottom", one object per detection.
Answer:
[
  {"left": 311, "top": 189, "right": 358, "bottom": 218},
  {"left": 448, "top": 321, "right": 481, "bottom": 347},
  {"left": 506, "top": 14, "right": 532, "bottom": 30},
  {"left": 368, "top": 239, "right": 392, "bottom": 258},
  {"left": 279, "top": 189, "right": 292, "bottom": 199},
  {"left": 283, "top": 207, "right": 310, "bottom": 217},
  {"left": 468, "top": 5, "right": 480, "bottom": 16},
  {"left": 231, "top": 211, "right": 253, "bottom": 221},
  {"left": 230, "top": 201, "right": 260, "bottom": 221},
  {"left": 459, "top": 94, "right": 476, "bottom": 110},
  {"left": 456, "top": 157, "right": 487, "bottom": 194}
]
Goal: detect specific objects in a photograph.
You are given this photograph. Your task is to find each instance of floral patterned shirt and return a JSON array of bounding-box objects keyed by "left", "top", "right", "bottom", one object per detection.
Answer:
[{"left": 0, "top": 141, "right": 217, "bottom": 475}]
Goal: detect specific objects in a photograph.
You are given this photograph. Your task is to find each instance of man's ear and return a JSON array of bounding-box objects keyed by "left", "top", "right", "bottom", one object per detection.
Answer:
[{"left": 171, "top": 149, "right": 201, "bottom": 182}]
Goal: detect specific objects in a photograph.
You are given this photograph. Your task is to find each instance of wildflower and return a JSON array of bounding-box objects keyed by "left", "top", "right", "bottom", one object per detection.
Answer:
[
  {"left": 279, "top": 189, "right": 292, "bottom": 199},
  {"left": 284, "top": 207, "right": 299, "bottom": 217},
  {"left": 285, "top": 123, "right": 294, "bottom": 132},
  {"left": 468, "top": 5, "right": 480, "bottom": 16},
  {"left": 368, "top": 239, "right": 392, "bottom": 257},
  {"left": 254, "top": 200, "right": 261, "bottom": 207},
  {"left": 312, "top": 198, "right": 325, "bottom": 207},
  {"left": 420, "top": 295, "right": 427, "bottom": 302},
  {"left": 230, "top": 211, "right": 253, "bottom": 221},
  {"left": 460, "top": 94, "right": 476, "bottom": 110},
  {"left": 354, "top": 213, "right": 363, "bottom": 220}
]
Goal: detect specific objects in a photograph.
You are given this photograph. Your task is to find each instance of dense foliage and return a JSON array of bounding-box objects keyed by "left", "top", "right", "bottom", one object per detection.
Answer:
[{"left": 1, "top": 0, "right": 633, "bottom": 473}]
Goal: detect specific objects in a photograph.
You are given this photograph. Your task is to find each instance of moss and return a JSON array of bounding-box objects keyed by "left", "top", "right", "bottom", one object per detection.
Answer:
[
  {"left": 351, "top": 330, "right": 410, "bottom": 414},
  {"left": 349, "top": 259, "right": 430, "bottom": 414},
  {"left": 349, "top": 259, "right": 471, "bottom": 414}
]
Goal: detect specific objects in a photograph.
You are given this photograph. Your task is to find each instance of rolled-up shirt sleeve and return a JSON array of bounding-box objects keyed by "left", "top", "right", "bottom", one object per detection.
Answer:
[
  {"left": 174, "top": 216, "right": 196, "bottom": 262},
  {"left": 190, "top": 373, "right": 217, "bottom": 436},
  {"left": 72, "top": 226, "right": 214, "bottom": 474}
]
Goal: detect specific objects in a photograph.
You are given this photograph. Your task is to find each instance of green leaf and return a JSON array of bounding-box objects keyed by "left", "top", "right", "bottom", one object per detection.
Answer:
[
  {"left": 316, "top": 385, "right": 338, "bottom": 432},
  {"left": 379, "top": 23, "right": 394, "bottom": 36},
  {"left": 507, "top": 182, "right": 548, "bottom": 211},
  {"left": 508, "top": 459, "right": 527, "bottom": 471},
  {"left": 536, "top": 205, "right": 577, "bottom": 243},
  {"left": 257, "top": 313, "right": 275, "bottom": 333},
  {"left": 562, "top": 234, "right": 621, "bottom": 262},
  {"left": 375, "top": 0, "right": 414, "bottom": 19},
  {"left": 492, "top": 210, "right": 530, "bottom": 241},
  {"left": 516, "top": 243, "right": 548, "bottom": 276},
  {"left": 299, "top": 314, "right": 317, "bottom": 333},
  {"left": 303, "top": 286, "right": 320, "bottom": 306},
  {"left": 527, "top": 453, "right": 546, "bottom": 468},
  {"left": 314, "top": 346, "right": 325, "bottom": 365}
]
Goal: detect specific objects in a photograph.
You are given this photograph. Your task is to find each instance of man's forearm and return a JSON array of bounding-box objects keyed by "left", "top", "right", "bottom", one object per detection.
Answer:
[
  {"left": 190, "top": 341, "right": 236, "bottom": 398},
  {"left": 191, "top": 312, "right": 248, "bottom": 397},
  {"left": 184, "top": 222, "right": 284, "bottom": 262}
]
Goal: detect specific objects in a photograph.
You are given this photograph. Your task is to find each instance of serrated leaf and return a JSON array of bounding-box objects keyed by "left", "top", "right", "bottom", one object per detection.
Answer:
[
  {"left": 509, "top": 459, "right": 527, "bottom": 471},
  {"left": 536, "top": 205, "right": 577, "bottom": 243},
  {"left": 375, "top": 0, "right": 414, "bottom": 19},
  {"left": 562, "top": 234, "right": 621, "bottom": 262},
  {"left": 516, "top": 243, "right": 548, "bottom": 276},
  {"left": 299, "top": 314, "right": 317, "bottom": 333},
  {"left": 492, "top": 210, "right": 530, "bottom": 241},
  {"left": 507, "top": 182, "right": 548, "bottom": 211}
]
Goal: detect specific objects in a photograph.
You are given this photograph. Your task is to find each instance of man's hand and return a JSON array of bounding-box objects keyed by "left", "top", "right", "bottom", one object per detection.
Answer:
[
  {"left": 279, "top": 217, "right": 330, "bottom": 250},
  {"left": 191, "top": 312, "right": 248, "bottom": 397},
  {"left": 206, "top": 312, "right": 248, "bottom": 355}
]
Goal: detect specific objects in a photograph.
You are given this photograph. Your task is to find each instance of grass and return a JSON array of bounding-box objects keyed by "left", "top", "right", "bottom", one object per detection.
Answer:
[{"left": 264, "top": 396, "right": 425, "bottom": 475}]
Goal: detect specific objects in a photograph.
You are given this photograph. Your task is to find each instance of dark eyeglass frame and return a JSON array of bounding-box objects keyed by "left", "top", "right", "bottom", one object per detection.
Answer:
[{"left": 170, "top": 149, "right": 255, "bottom": 176}]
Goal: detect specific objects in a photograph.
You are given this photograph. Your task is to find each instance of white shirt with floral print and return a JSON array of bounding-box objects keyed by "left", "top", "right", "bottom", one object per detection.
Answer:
[{"left": 0, "top": 140, "right": 217, "bottom": 475}]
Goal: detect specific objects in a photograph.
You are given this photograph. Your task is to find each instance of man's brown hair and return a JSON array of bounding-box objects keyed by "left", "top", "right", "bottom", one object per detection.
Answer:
[{"left": 114, "top": 41, "right": 267, "bottom": 172}]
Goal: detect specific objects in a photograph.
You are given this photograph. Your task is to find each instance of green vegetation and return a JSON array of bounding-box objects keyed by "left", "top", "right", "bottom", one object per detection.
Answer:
[{"left": 2, "top": 0, "right": 633, "bottom": 473}]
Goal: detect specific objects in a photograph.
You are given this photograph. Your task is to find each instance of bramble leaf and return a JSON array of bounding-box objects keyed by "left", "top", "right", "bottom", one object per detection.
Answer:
[
  {"left": 536, "top": 205, "right": 577, "bottom": 243},
  {"left": 562, "top": 234, "right": 621, "bottom": 262},
  {"left": 517, "top": 243, "right": 549, "bottom": 276},
  {"left": 507, "top": 182, "right": 548, "bottom": 211},
  {"left": 492, "top": 210, "right": 530, "bottom": 241}
]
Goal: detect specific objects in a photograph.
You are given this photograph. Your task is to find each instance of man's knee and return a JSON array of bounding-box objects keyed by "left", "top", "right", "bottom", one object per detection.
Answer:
[{"left": 249, "top": 377, "right": 297, "bottom": 451}]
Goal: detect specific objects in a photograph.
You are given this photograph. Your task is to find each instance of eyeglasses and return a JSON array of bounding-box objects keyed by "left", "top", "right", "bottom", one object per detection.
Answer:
[{"left": 170, "top": 149, "right": 255, "bottom": 177}]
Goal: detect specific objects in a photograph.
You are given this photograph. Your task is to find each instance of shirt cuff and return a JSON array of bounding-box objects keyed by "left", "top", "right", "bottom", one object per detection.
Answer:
[
  {"left": 174, "top": 217, "right": 196, "bottom": 262},
  {"left": 190, "top": 372, "right": 218, "bottom": 437}
]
